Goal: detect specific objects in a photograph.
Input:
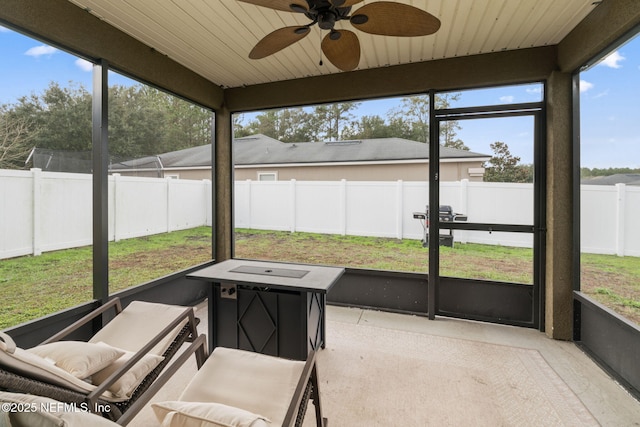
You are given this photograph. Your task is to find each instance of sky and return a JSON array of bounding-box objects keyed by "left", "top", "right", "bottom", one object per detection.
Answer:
[{"left": 1, "top": 24, "right": 639, "bottom": 169}]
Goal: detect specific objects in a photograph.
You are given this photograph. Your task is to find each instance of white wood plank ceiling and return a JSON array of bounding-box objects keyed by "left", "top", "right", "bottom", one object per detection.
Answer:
[{"left": 67, "top": 0, "right": 600, "bottom": 89}]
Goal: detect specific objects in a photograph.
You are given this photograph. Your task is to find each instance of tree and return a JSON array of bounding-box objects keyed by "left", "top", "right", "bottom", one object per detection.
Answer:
[
  {"left": 234, "top": 113, "right": 253, "bottom": 138},
  {"left": 0, "top": 109, "right": 37, "bottom": 169},
  {"left": 3, "top": 82, "right": 213, "bottom": 168},
  {"left": 311, "top": 102, "right": 360, "bottom": 141},
  {"left": 342, "top": 115, "right": 391, "bottom": 140},
  {"left": 143, "top": 86, "right": 212, "bottom": 150},
  {"left": 434, "top": 92, "right": 468, "bottom": 150},
  {"left": 390, "top": 95, "right": 430, "bottom": 142},
  {"left": 242, "top": 107, "right": 313, "bottom": 142},
  {"left": 8, "top": 82, "right": 92, "bottom": 153},
  {"left": 242, "top": 102, "right": 360, "bottom": 142},
  {"left": 437, "top": 95, "right": 467, "bottom": 150},
  {"left": 581, "top": 166, "right": 640, "bottom": 178},
  {"left": 107, "top": 84, "right": 166, "bottom": 159},
  {"left": 278, "top": 107, "right": 314, "bottom": 142},
  {"left": 107, "top": 85, "right": 212, "bottom": 159},
  {"left": 387, "top": 93, "right": 468, "bottom": 148},
  {"left": 238, "top": 95, "right": 471, "bottom": 146},
  {"left": 484, "top": 141, "right": 532, "bottom": 182}
]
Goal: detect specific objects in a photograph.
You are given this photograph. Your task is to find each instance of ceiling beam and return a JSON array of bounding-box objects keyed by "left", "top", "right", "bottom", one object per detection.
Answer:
[
  {"left": 225, "top": 46, "right": 557, "bottom": 112},
  {"left": 0, "top": 0, "right": 224, "bottom": 111},
  {"left": 559, "top": 0, "right": 640, "bottom": 72}
]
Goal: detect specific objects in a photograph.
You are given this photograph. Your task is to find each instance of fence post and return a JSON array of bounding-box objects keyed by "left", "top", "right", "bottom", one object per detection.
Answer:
[
  {"left": 459, "top": 179, "right": 469, "bottom": 243},
  {"left": 166, "top": 176, "right": 173, "bottom": 233},
  {"left": 31, "top": 168, "right": 42, "bottom": 256},
  {"left": 616, "top": 183, "right": 626, "bottom": 256},
  {"left": 396, "top": 180, "right": 403, "bottom": 239},
  {"left": 246, "top": 179, "right": 253, "bottom": 230},
  {"left": 290, "top": 179, "right": 297, "bottom": 233},
  {"left": 113, "top": 173, "right": 121, "bottom": 242},
  {"left": 204, "top": 179, "right": 212, "bottom": 226},
  {"left": 340, "top": 179, "right": 347, "bottom": 236}
]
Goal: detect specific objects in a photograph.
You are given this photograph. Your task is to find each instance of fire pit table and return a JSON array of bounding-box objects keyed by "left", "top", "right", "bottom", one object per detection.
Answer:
[{"left": 188, "top": 259, "right": 344, "bottom": 360}]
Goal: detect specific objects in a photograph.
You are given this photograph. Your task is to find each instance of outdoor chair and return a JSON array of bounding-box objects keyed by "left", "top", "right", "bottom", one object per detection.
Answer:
[
  {"left": 0, "top": 297, "right": 207, "bottom": 425},
  {"left": 147, "top": 343, "right": 327, "bottom": 427}
]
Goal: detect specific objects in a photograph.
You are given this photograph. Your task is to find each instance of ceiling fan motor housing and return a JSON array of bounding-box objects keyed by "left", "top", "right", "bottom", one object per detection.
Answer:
[
  {"left": 318, "top": 10, "right": 337, "bottom": 29},
  {"left": 303, "top": 1, "right": 352, "bottom": 30}
]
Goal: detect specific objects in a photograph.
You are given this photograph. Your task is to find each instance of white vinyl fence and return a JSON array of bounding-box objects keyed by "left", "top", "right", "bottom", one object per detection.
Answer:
[
  {"left": 234, "top": 179, "right": 537, "bottom": 248},
  {"left": 235, "top": 179, "right": 640, "bottom": 256},
  {"left": 0, "top": 169, "right": 212, "bottom": 260},
  {"left": 1, "top": 169, "right": 639, "bottom": 260}
]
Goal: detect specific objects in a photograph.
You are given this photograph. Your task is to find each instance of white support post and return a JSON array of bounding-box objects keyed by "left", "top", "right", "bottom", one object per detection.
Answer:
[
  {"left": 396, "top": 180, "right": 404, "bottom": 239},
  {"left": 31, "top": 168, "right": 42, "bottom": 256},
  {"left": 290, "top": 179, "right": 297, "bottom": 233},
  {"left": 615, "top": 183, "right": 626, "bottom": 256}
]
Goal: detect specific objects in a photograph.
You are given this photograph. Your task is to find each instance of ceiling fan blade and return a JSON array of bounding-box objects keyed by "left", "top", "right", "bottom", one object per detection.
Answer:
[
  {"left": 321, "top": 30, "right": 361, "bottom": 71},
  {"left": 350, "top": 1, "right": 441, "bottom": 37},
  {"left": 249, "top": 26, "right": 310, "bottom": 59},
  {"left": 237, "top": 0, "right": 307, "bottom": 13},
  {"left": 331, "top": 0, "right": 364, "bottom": 7}
]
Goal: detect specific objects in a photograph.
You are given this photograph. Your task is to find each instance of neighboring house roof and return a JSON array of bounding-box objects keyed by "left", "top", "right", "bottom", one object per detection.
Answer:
[
  {"left": 581, "top": 174, "right": 640, "bottom": 186},
  {"left": 234, "top": 135, "right": 490, "bottom": 165},
  {"left": 111, "top": 134, "right": 491, "bottom": 171},
  {"left": 110, "top": 144, "right": 211, "bottom": 170}
]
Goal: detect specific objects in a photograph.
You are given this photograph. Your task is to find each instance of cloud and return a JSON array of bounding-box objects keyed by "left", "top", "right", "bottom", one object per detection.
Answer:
[
  {"left": 75, "top": 58, "right": 93, "bottom": 72},
  {"left": 24, "top": 45, "right": 58, "bottom": 58},
  {"left": 500, "top": 95, "right": 515, "bottom": 103},
  {"left": 526, "top": 87, "right": 542, "bottom": 94},
  {"left": 598, "top": 51, "right": 624, "bottom": 68},
  {"left": 0, "top": 25, "right": 11, "bottom": 33},
  {"left": 592, "top": 89, "right": 609, "bottom": 99},
  {"left": 579, "top": 80, "right": 594, "bottom": 93}
]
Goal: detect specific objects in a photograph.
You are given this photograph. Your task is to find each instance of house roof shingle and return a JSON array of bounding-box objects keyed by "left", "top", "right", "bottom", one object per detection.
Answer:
[
  {"left": 233, "top": 135, "right": 490, "bottom": 165},
  {"left": 112, "top": 134, "right": 491, "bottom": 170}
]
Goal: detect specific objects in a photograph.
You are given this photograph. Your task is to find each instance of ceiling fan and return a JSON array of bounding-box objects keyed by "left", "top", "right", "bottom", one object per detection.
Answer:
[{"left": 239, "top": 0, "right": 441, "bottom": 71}]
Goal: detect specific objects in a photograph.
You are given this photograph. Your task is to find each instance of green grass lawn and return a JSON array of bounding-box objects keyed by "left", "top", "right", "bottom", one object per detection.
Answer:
[
  {"left": 0, "top": 227, "right": 212, "bottom": 329},
  {"left": 1, "top": 227, "right": 638, "bottom": 329}
]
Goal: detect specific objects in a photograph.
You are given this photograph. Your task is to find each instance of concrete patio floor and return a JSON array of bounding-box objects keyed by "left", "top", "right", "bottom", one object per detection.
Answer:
[{"left": 128, "top": 302, "right": 640, "bottom": 426}]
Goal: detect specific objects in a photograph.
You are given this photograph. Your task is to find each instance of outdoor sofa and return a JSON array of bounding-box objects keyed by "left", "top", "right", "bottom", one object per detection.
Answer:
[{"left": 0, "top": 297, "right": 205, "bottom": 425}]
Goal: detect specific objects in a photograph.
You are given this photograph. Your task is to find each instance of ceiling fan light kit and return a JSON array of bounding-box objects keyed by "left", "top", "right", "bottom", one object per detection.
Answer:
[{"left": 240, "top": 0, "right": 441, "bottom": 71}]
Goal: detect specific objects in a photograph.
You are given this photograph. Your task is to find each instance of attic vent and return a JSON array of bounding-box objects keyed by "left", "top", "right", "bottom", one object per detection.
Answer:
[{"left": 325, "top": 140, "right": 362, "bottom": 146}]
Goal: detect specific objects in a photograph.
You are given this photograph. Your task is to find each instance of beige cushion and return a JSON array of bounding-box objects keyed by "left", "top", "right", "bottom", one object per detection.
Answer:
[
  {"left": 0, "top": 333, "right": 124, "bottom": 402},
  {"left": 179, "top": 347, "right": 305, "bottom": 426},
  {"left": 0, "top": 331, "right": 16, "bottom": 353},
  {"left": 89, "top": 300, "right": 192, "bottom": 355},
  {"left": 0, "top": 300, "right": 186, "bottom": 403},
  {"left": 91, "top": 349, "right": 164, "bottom": 399},
  {"left": 26, "top": 341, "right": 124, "bottom": 379},
  {"left": 152, "top": 401, "right": 271, "bottom": 427},
  {"left": 0, "top": 391, "right": 118, "bottom": 427},
  {"left": 0, "top": 332, "right": 99, "bottom": 397}
]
